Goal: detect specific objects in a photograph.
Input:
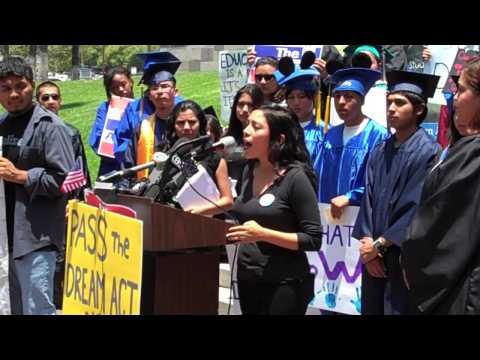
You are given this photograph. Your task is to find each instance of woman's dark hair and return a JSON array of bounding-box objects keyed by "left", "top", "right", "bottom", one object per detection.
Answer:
[
  {"left": 167, "top": 99, "right": 207, "bottom": 146},
  {"left": 225, "top": 84, "right": 264, "bottom": 144},
  {"left": 448, "top": 104, "right": 462, "bottom": 145},
  {"left": 457, "top": 57, "right": 480, "bottom": 133},
  {"left": 462, "top": 56, "right": 480, "bottom": 95},
  {"left": 259, "top": 105, "right": 317, "bottom": 191},
  {"left": 394, "top": 91, "right": 428, "bottom": 125},
  {"left": 206, "top": 115, "right": 223, "bottom": 142},
  {"left": 103, "top": 65, "right": 133, "bottom": 99}
]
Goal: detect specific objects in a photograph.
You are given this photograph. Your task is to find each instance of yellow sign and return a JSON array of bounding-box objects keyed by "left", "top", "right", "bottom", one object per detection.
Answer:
[{"left": 62, "top": 201, "right": 143, "bottom": 315}]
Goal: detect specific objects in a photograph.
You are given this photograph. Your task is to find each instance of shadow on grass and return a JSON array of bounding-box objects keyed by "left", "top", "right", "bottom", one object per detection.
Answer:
[{"left": 61, "top": 101, "right": 90, "bottom": 111}]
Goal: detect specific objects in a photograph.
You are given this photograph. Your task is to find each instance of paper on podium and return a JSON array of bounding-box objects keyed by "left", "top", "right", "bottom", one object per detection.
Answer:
[{"left": 174, "top": 165, "right": 220, "bottom": 210}]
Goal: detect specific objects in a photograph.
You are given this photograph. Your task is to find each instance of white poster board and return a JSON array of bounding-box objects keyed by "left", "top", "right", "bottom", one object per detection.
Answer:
[
  {"left": 219, "top": 50, "right": 249, "bottom": 123},
  {"left": 423, "top": 45, "right": 459, "bottom": 105},
  {"left": 306, "top": 204, "right": 362, "bottom": 315},
  {"left": 0, "top": 137, "right": 11, "bottom": 315}
]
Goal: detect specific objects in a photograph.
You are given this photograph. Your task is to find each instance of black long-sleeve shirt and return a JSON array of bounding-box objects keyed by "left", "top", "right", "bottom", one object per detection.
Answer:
[{"left": 229, "top": 163, "right": 322, "bottom": 283}]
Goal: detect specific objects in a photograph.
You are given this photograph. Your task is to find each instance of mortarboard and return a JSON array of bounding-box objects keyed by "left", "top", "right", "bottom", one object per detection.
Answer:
[
  {"left": 343, "top": 45, "right": 394, "bottom": 68},
  {"left": 331, "top": 67, "right": 382, "bottom": 97},
  {"left": 386, "top": 70, "right": 440, "bottom": 99},
  {"left": 203, "top": 106, "right": 219, "bottom": 119},
  {"left": 136, "top": 51, "right": 181, "bottom": 85}
]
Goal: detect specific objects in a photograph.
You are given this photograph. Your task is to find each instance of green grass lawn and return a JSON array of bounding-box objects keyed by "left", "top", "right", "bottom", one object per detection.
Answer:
[{"left": 55, "top": 71, "right": 220, "bottom": 179}]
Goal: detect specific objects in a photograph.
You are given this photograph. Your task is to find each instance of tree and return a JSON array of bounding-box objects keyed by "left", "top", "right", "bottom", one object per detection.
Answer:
[
  {"left": 27, "top": 45, "right": 49, "bottom": 82},
  {"left": 72, "top": 45, "right": 80, "bottom": 80},
  {"left": 0, "top": 45, "right": 9, "bottom": 61}
]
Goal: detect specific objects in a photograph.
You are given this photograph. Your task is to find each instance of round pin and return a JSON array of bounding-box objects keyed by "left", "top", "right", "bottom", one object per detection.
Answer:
[{"left": 259, "top": 193, "right": 275, "bottom": 207}]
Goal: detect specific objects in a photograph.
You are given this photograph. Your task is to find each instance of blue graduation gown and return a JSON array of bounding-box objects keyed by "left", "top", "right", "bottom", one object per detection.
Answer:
[
  {"left": 303, "top": 117, "right": 324, "bottom": 181},
  {"left": 88, "top": 100, "right": 122, "bottom": 177},
  {"left": 353, "top": 127, "right": 441, "bottom": 246},
  {"left": 352, "top": 128, "right": 440, "bottom": 315},
  {"left": 113, "top": 95, "right": 184, "bottom": 163},
  {"left": 317, "top": 119, "right": 388, "bottom": 205}
]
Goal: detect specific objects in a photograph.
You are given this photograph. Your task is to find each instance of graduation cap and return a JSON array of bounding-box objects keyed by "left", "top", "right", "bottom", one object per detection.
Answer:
[
  {"left": 331, "top": 67, "right": 382, "bottom": 97},
  {"left": 275, "top": 51, "right": 320, "bottom": 92},
  {"left": 386, "top": 70, "right": 440, "bottom": 99},
  {"left": 136, "top": 51, "right": 181, "bottom": 85},
  {"left": 203, "top": 105, "right": 219, "bottom": 119},
  {"left": 343, "top": 45, "right": 393, "bottom": 69}
]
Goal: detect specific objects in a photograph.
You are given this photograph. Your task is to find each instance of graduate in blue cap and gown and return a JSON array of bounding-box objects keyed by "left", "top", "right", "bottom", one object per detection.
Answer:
[
  {"left": 317, "top": 67, "right": 389, "bottom": 218},
  {"left": 116, "top": 68, "right": 182, "bottom": 185},
  {"left": 276, "top": 52, "right": 324, "bottom": 182},
  {"left": 113, "top": 51, "right": 184, "bottom": 166},
  {"left": 352, "top": 70, "right": 441, "bottom": 315}
]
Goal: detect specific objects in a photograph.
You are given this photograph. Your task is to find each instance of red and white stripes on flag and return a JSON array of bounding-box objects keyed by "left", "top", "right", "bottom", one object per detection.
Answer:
[{"left": 61, "top": 160, "right": 87, "bottom": 194}]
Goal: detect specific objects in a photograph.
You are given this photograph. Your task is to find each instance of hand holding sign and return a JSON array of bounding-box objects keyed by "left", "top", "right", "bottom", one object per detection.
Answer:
[{"left": 330, "top": 195, "right": 350, "bottom": 220}]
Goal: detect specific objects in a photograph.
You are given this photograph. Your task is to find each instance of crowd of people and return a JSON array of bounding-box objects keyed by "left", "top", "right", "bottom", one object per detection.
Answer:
[{"left": 0, "top": 44, "right": 479, "bottom": 315}]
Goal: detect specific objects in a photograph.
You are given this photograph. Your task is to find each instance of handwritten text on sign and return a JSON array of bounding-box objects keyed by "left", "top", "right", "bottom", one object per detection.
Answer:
[
  {"left": 307, "top": 204, "right": 362, "bottom": 315},
  {"left": 219, "top": 50, "right": 248, "bottom": 122},
  {"left": 63, "top": 201, "right": 143, "bottom": 315}
]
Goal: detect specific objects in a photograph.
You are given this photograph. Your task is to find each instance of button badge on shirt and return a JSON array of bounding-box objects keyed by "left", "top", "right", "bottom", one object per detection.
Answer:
[{"left": 259, "top": 193, "right": 275, "bottom": 207}]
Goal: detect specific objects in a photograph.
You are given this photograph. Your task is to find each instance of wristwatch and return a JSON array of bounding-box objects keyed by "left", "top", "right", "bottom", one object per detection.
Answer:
[{"left": 373, "top": 238, "right": 387, "bottom": 257}]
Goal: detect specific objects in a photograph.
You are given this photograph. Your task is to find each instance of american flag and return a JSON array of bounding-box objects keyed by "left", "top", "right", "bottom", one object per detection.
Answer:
[{"left": 61, "top": 160, "right": 87, "bottom": 194}]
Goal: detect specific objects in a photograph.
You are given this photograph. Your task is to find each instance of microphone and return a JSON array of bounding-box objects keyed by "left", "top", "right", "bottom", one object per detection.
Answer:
[
  {"left": 98, "top": 152, "right": 169, "bottom": 182},
  {"left": 170, "top": 135, "right": 211, "bottom": 155},
  {"left": 191, "top": 136, "right": 237, "bottom": 159}
]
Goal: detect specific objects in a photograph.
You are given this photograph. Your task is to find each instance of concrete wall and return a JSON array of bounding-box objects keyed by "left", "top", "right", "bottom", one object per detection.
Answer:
[{"left": 159, "top": 45, "right": 248, "bottom": 72}]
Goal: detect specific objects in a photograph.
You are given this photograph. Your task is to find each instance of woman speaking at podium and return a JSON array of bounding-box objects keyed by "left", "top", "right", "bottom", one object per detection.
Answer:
[
  {"left": 166, "top": 100, "right": 233, "bottom": 216},
  {"left": 226, "top": 105, "right": 322, "bottom": 315}
]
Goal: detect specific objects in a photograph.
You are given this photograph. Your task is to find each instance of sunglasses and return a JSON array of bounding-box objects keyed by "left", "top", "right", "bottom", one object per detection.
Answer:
[
  {"left": 40, "top": 94, "right": 60, "bottom": 102},
  {"left": 255, "top": 74, "right": 275, "bottom": 82}
]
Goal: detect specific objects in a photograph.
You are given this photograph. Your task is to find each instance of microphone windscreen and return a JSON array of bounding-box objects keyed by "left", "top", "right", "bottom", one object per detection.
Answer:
[{"left": 219, "top": 136, "right": 237, "bottom": 149}]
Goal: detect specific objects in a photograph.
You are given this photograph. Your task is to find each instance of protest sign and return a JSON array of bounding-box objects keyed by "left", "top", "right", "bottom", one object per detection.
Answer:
[
  {"left": 219, "top": 50, "right": 248, "bottom": 122},
  {"left": 423, "top": 45, "right": 459, "bottom": 105},
  {"left": 63, "top": 201, "right": 143, "bottom": 315},
  {"left": 0, "top": 137, "right": 10, "bottom": 315},
  {"left": 253, "top": 45, "right": 324, "bottom": 64},
  {"left": 98, "top": 96, "right": 133, "bottom": 158},
  {"left": 247, "top": 45, "right": 324, "bottom": 84},
  {"left": 421, "top": 122, "right": 439, "bottom": 140},
  {"left": 307, "top": 204, "right": 361, "bottom": 315},
  {"left": 444, "top": 47, "right": 480, "bottom": 94},
  {"left": 405, "top": 45, "right": 426, "bottom": 73}
]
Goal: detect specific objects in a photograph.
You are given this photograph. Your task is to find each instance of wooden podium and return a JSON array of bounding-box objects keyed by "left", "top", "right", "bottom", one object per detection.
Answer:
[{"left": 107, "top": 193, "right": 232, "bottom": 315}]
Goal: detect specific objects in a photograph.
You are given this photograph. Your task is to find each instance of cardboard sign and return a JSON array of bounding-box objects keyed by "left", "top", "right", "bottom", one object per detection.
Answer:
[
  {"left": 307, "top": 204, "right": 362, "bottom": 315},
  {"left": 219, "top": 50, "right": 249, "bottom": 122},
  {"left": 63, "top": 201, "right": 143, "bottom": 315}
]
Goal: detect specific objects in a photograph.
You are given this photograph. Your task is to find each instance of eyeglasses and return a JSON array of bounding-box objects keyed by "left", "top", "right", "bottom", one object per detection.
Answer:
[
  {"left": 255, "top": 74, "right": 275, "bottom": 82},
  {"left": 40, "top": 94, "right": 60, "bottom": 102}
]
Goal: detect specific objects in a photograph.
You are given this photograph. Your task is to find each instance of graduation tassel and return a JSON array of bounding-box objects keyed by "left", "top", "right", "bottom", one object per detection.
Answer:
[
  {"left": 324, "top": 83, "right": 332, "bottom": 134},
  {"left": 315, "top": 86, "right": 322, "bottom": 127},
  {"left": 139, "top": 84, "right": 144, "bottom": 120}
]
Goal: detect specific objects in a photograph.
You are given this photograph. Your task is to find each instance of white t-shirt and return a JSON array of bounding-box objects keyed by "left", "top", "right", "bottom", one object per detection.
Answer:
[
  {"left": 300, "top": 120, "right": 311, "bottom": 128},
  {"left": 343, "top": 118, "right": 369, "bottom": 146}
]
